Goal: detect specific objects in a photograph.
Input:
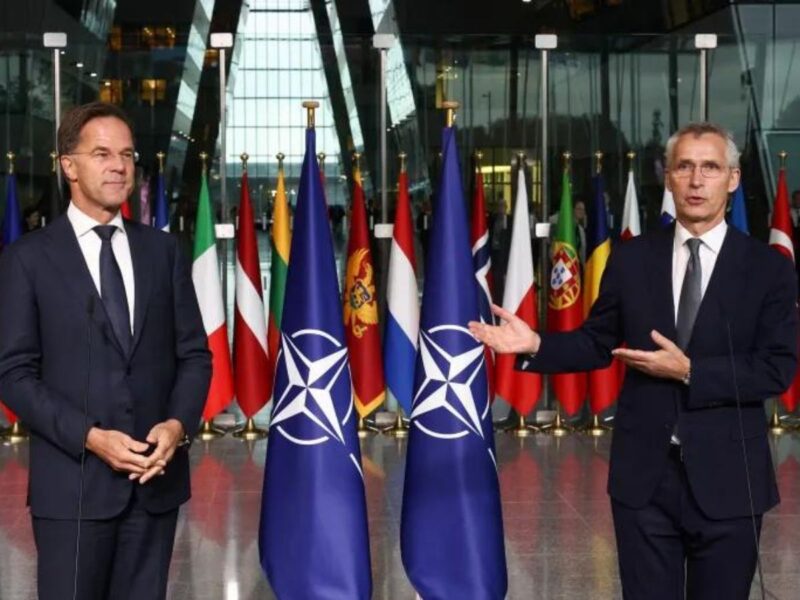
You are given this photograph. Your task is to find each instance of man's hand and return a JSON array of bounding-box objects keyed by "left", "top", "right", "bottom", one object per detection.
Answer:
[
  {"left": 85, "top": 428, "right": 158, "bottom": 476},
  {"left": 612, "top": 330, "right": 690, "bottom": 381},
  {"left": 468, "top": 304, "right": 540, "bottom": 354},
  {"left": 133, "top": 419, "right": 185, "bottom": 484}
]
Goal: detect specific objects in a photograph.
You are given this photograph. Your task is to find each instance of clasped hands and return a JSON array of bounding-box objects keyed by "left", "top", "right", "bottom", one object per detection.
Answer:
[
  {"left": 85, "top": 418, "right": 185, "bottom": 484},
  {"left": 467, "top": 304, "right": 690, "bottom": 382}
]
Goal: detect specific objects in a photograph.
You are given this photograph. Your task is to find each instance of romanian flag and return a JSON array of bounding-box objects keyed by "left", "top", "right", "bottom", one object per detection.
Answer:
[
  {"left": 267, "top": 159, "right": 290, "bottom": 388},
  {"left": 547, "top": 165, "right": 586, "bottom": 417},
  {"left": 343, "top": 164, "right": 385, "bottom": 418},
  {"left": 584, "top": 170, "right": 617, "bottom": 415}
]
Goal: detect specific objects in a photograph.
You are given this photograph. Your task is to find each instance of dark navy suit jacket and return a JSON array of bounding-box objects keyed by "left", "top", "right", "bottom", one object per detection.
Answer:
[
  {"left": 518, "top": 224, "right": 798, "bottom": 519},
  {"left": 0, "top": 215, "right": 211, "bottom": 519}
]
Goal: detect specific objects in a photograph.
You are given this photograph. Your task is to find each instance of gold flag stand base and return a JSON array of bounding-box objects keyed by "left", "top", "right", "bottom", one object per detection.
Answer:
[
  {"left": 1, "top": 422, "right": 28, "bottom": 444},
  {"left": 504, "top": 413, "right": 539, "bottom": 437},
  {"left": 541, "top": 411, "right": 573, "bottom": 437},
  {"left": 769, "top": 404, "right": 787, "bottom": 436},
  {"left": 197, "top": 420, "right": 226, "bottom": 441},
  {"left": 584, "top": 414, "right": 611, "bottom": 437},
  {"left": 357, "top": 417, "right": 380, "bottom": 439},
  {"left": 232, "top": 418, "right": 268, "bottom": 441},
  {"left": 383, "top": 412, "right": 409, "bottom": 438}
]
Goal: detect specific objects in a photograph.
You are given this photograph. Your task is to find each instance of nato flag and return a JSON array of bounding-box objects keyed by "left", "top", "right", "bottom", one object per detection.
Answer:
[
  {"left": 1, "top": 172, "right": 22, "bottom": 251},
  {"left": 401, "top": 125, "right": 508, "bottom": 599},
  {"left": 259, "top": 126, "right": 371, "bottom": 599}
]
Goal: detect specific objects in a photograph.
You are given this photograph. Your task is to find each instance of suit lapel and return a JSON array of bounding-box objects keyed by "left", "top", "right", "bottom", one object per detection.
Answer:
[
  {"left": 647, "top": 225, "right": 677, "bottom": 344},
  {"left": 125, "top": 221, "right": 152, "bottom": 358},
  {"left": 42, "top": 216, "right": 126, "bottom": 357},
  {"left": 690, "top": 226, "right": 746, "bottom": 348}
]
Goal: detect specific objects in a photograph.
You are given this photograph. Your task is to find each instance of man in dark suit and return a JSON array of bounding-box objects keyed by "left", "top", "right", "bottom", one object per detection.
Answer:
[
  {"left": 470, "top": 122, "right": 798, "bottom": 599},
  {"left": 0, "top": 102, "right": 211, "bottom": 599}
]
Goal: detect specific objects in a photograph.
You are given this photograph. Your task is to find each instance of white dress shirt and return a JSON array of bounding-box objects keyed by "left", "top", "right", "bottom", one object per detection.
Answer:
[
  {"left": 67, "top": 202, "right": 135, "bottom": 333},
  {"left": 672, "top": 219, "right": 727, "bottom": 324}
]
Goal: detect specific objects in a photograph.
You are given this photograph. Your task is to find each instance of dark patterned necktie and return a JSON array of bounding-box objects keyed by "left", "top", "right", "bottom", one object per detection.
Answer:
[
  {"left": 676, "top": 238, "right": 702, "bottom": 350},
  {"left": 93, "top": 225, "right": 132, "bottom": 354}
]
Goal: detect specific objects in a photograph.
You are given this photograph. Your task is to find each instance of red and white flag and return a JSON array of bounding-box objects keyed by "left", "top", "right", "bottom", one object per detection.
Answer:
[
  {"left": 769, "top": 166, "right": 799, "bottom": 413},
  {"left": 234, "top": 169, "right": 270, "bottom": 419},
  {"left": 495, "top": 167, "right": 542, "bottom": 416},
  {"left": 620, "top": 169, "right": 641, "bottom": 240}
]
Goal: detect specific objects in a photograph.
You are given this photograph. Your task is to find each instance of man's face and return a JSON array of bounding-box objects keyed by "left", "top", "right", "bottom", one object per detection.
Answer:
[
  {"left": 666, "top": 133, "right": 740, "bottom": 231},
  {"left": 574, "top": 201, "right": 586, "bottom": 224},
  {"left": 60, "top": 116, "right": 135, "bottom": 213}
]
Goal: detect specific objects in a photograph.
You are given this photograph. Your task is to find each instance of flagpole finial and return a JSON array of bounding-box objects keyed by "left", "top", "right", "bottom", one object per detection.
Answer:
[
  {"left": 442, "top": 100, "right": 459, "bottom": 127},
  {"left": 594, "top": 151, "right": 603, "bottom": 174},
  {"left": 156, "top": 151, "right": 165, "bottom": 173},
  {"left": 49, "top": 150, "right": 58, "bottom": 173},
  {"left": 626, "top": 150, "right": 636, "bottom": 171},
  {"left": 276, "top": 152, "right": 285, "bottom": 170},
  {"left": 352, "top": 151, "right": 362, "bottom": 171},
  {"left": 562, "top": 151, "right": 572, "bottom": 171},
  {"left": 517, "top": 152, "right": 526, "bottom": 168},
  {"left": 6, "top": 151, "right": 15, "bottom": 175},
  {"left": 302, "top": 100, "right": 320, "bottom": 129},
  {"left": 474, "top": 150, "right": 483, "bottom": 171},
  {"left": 199, "top": 151, "right": 208, "bottom": 173},
  {"left": 317, "top": 152, "right": 326, "bottom": 167},
  {"left": 779, "top": 150, "right": 788, "bottom": 169},
  {"left": 398, "top": 151, "right": 407, "bottom": 173},
  {"left": 240, "top": 152, "right": 249, "bottom": 171}
]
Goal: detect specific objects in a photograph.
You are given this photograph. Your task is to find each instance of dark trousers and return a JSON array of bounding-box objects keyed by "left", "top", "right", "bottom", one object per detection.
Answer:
[
  {"left": 32, "top": 491, "right": 178, "bottom": 600},
  {"left": 612, "top": 446, "right": 762, "bottom": 600}
]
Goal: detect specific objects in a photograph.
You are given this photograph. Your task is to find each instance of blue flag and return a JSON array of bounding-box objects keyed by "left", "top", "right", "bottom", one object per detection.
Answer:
[
  {"left": 728, "top": 181, "right": 749, "bottom": 235},
  {"left": 259, "top": 126, "right": 371, "bottom": 599},
  {"left": 401, "top": 125, "right": 507, "bottom": 599},
  {"left": 1, "top": 172, "right": 22, "bottom": 251},
  {"left": 154, "top": 171, "right": 170, "bottom": 231}
]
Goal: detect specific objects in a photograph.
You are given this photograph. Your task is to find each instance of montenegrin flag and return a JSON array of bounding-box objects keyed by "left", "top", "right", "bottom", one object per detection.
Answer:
[
  {"left": 192, "top": 168, "right": 234, "bottom": 422},
  {"left": 494, "top": 166, "right": 541, "bottom": 416},
  {"left": 234, "top": 168, "right": 270, "bottom": 418},
  {"left": 343, "top": 164, "right": 385, "bottom": 418},
  {"left": 547, "top": 166, "right": 586, "bottom": 417}
]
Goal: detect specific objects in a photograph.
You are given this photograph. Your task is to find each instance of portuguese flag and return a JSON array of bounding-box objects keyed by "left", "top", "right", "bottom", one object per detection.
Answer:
[
  {"left": 192, "top": 168, "right": 234, "bottom": 422},
  {"left": 267, "top": 161, "right": 291, "bottom": 384},
  {"left": 547, "top": 167, "right": 586, "bottom": 417}
]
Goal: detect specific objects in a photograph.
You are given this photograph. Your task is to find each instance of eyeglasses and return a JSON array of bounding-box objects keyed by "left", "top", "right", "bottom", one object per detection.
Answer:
[
  {"left": 66, "top": 149, "right": 139, "bottom": 164},
  {"left": 670, "top": 161, "right": 731, "bottom": 179}
]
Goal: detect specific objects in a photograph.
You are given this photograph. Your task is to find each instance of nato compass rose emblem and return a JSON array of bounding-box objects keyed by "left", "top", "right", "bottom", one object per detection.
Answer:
[
  {"left": 269, "top": 329, "right": 363, "bottom": 478},
  {"left": 410, "top": 324, "right": 497, "bottom": 467}
]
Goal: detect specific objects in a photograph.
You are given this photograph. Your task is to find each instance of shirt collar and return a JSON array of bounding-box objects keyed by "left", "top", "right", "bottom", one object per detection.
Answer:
[
  {"left": 67, "top": 202, "right": 126, "bottom": 239},
  {"left": 674, "top": 219, "right": 727, "bottom": 255}
]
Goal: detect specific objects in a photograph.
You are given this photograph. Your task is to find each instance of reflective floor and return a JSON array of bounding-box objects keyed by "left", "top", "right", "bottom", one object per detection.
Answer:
[{"left": 2, "top": 426, "right": 800, "bottom": 599}]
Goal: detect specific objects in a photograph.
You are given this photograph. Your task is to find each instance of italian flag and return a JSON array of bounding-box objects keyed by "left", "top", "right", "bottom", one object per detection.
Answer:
[
  {"left": 192, "top": 169, "right": 234, "bottom": 422},
  {"left": 267, "top": 162, "right": 291, "bottom": 379}
]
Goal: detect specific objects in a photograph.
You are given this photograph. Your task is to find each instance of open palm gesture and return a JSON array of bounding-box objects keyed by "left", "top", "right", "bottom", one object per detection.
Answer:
[{"left": 468, "top": 304, "right": 540, "bottom": 355}]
